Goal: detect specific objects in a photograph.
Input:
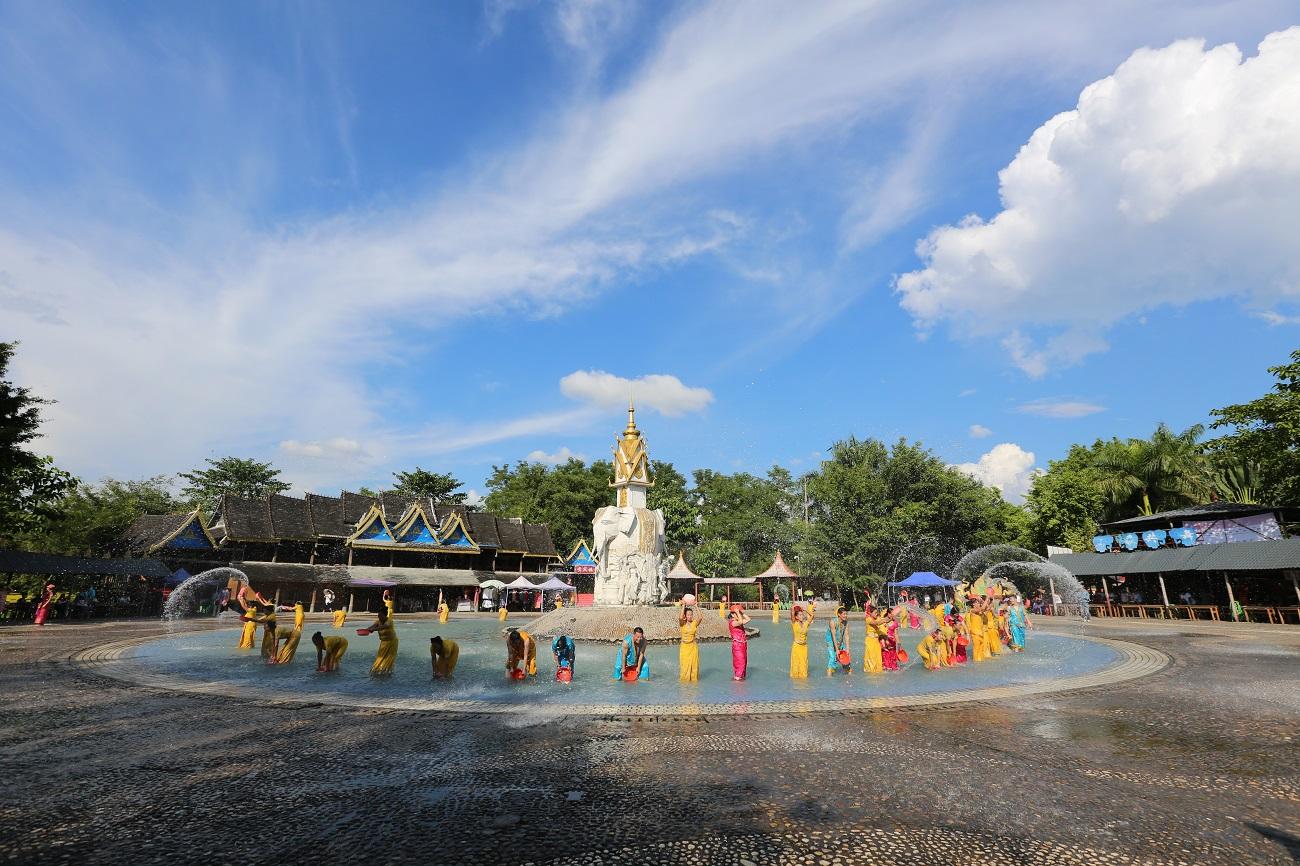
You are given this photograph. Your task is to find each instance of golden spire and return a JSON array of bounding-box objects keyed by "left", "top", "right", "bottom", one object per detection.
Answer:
[{"left": 611, "top": 400, "right": 653, "bottom": 503}]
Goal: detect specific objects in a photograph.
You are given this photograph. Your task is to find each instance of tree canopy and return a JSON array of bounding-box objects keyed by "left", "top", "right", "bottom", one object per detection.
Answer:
[
  {"left": 0, "top": 342, "right": 76, "bottom": 547},
  {"left": 178, "top": 457, "right": 290, "bottom": 510},
  {"left": 1210, "top": 349, "right": 1300, "bottom": 505},
  {"left": 390, "top": 467, "right": 467, "bottom": 504}
]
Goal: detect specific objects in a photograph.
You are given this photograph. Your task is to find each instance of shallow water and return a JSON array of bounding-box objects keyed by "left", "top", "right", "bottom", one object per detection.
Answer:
[{"left": 123, "top": 619, "right": 1119, "bottom": 708}]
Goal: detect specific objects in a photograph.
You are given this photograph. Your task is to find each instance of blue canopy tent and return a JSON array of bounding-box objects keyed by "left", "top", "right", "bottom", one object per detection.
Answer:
[
  {"left": 888, "top": 571, "right": 957, "bottom": 588},
  {"left": 164, "top": 568, "right": 192, "bottom": 588}
]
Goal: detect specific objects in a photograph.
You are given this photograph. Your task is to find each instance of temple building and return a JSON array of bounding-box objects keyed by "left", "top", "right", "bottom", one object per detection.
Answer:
[{"left": 123, "top": 491, "right": 560, "bottom": 612}]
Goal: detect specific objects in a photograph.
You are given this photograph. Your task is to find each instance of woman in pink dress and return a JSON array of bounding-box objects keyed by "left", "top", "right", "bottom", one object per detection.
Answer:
[
  {"left": 727, "top": 607, "right": 751, "bottom": 681},
  {"left": 881, "top": 617, "right": 900, "bottom": 671},
  {"left": 34, "top": 583, "right": 55, "bottom": 626}
]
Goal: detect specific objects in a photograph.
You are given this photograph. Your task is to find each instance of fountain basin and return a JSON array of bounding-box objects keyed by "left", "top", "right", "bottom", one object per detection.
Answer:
[{"left": 73, "top": 619, "right": 1167, "bottom": 716}]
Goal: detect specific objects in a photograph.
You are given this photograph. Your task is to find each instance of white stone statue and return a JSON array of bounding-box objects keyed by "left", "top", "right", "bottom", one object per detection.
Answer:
[{"left": 590, "top": 402, "right": 667, "bottom": 606}]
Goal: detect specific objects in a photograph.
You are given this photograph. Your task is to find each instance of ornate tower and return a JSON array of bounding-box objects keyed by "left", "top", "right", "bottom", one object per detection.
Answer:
[
  {"left": 610, "top": 400, "right": 653, "bottom": 508},
  {"left": 592, "top": 402, "right": 667, "bottom": 605}
]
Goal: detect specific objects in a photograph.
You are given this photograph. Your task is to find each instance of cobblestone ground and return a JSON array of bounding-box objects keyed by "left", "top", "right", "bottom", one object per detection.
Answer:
[{"left": 1, "top": 617, "right": 1297, "bottom": 865}]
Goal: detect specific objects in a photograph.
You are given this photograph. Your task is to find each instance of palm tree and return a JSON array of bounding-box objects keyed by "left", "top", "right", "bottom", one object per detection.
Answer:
[
  {"left": 1092, "top": 424, "right": 1209, "bottom": 517},
  {"left": 1211, "top": 459, "right": 1260, "bottom": 504}
]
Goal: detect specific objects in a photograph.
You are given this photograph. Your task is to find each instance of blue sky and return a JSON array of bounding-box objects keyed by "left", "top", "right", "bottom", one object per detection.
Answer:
[{"left": 3, "top": 0, "right": 1299, "bottom": 503}]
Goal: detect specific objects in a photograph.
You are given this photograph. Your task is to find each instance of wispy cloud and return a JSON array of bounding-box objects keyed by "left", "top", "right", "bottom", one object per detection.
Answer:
[
  {"left": 559, "top": 370, "right": 714, "bottom": 416},
  {"left": 969, "top": 424, "right": 992, "bottom": 438},
  {"left": 1017, "top": 398, "right": 1106, "bottom": 419},
  {"left": 526, "top": 446, "right": 586, "bottom": 465}
]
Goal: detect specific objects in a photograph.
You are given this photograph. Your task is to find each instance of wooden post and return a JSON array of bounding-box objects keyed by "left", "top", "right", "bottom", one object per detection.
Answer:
[
  {"left": 1291, "top": 570, "right": 1300, "bottom": 605},
  {"left": 1224, "top": 573, "right": 1238, "bottom": 621},
  {"left": 274, "top": 587, "right": 281, "bottom": 607},
  {"left": 1101, "top": 576, "right": 1111, "bottom": 615},
  {"left": 1048, "top": 575, "right": 1058, "bottom": 616},
  {"left": 1157, "top": 573, "right": 1170, "bottom": 609},
  {"left": 348, "top": 592, "right": 354, "bottom": 614},
  {"left": 309, "top": 589, "right": 316, "bottom": 613}
]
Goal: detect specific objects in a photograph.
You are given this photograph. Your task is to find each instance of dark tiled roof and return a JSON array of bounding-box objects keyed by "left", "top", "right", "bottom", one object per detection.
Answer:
[
  {"left": 268, "top": 494, "right": 314, "bottom": 540},
  {"left": 219, "top": 495, "right": 274, "bottom": 540},
  {"left": 524, "top": 523, "right": 559, "bottom": 557},
  {"left": 1049, "top": 537, "right": 1300, "bottom": 575},
  {"left": 123, "top": 514, "right": 190, "bottom": 556},
  {"left": 306, "top": 493, "right": 346, "bottom": 537},
  {"left": 380, "top": 492, "right": 415, "bottom": 523},
  {"left": 432, "top": 504, "right": 469, "bottom": 523},
  {"left": 466, "top": 511, "right": 501, "bottom": 547},
  {"left": 495, "top": 517, "right": 528, "bottom": 552},
  {"left": 341, "top": 492, "right": 375, "bottom": 527},
  {"left": 1102, "top": 502, "right": 1284, "bottom": 531},
  {"left": 0, "top": 549, "right": 171, "bottom": 578}
]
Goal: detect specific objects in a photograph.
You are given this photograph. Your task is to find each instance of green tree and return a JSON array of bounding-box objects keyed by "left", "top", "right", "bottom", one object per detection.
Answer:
[
  {"left": 692, "top": 466, "right": 801, "bottom": 572},
  {"left": 39, "top": 476, "right": 181, "bottom": 556},
  {"left": 1210, "top": 349, "right": 1300, "bottom": 505},
  {"left": 178, "top": 457, "right": 290, "bottom": 509},
  {"left": 483, "top": 458, "right": 613, "bottom": 551},
  {"left": 0, "top": 342, "right": 77, "bottom": 546},
  {"left": 647, "top": 460, "right": 700, "bottom": 551},
  {"left": 801, "top": 437, "right": 1022, "bottom": 591},
  {"left": 391, "top": 467, "right": 467, "bottom": 504},
  {"left": 690, "top": 537, "right": 741, "bottom": 578},
  {"left": 1024, "top": 466, "right": 1104, "bottom": 552},
  {"left": 1091, "top": 423, "right": 1208, "bottom": 517}
]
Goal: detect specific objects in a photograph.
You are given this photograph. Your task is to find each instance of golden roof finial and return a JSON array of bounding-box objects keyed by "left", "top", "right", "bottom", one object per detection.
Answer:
[{"left": 624, "top": 396, "right": 638, "bottom": 437}]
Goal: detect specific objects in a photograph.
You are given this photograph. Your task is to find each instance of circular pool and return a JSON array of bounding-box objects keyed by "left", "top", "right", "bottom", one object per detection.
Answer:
[{"left": 74, "top": 619, "right": 1167, "bottom": 716}]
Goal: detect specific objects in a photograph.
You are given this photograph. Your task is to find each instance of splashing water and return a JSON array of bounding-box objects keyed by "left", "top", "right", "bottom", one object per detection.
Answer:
[
  {"left": 893, "top": 601, "right": 939, "bottom": 634},
  {"left": 951, "top": 545, "right": 1090, "bottom": 619},
  {"left": 161, "top": 567, "right": 251, "bottom": 624}
]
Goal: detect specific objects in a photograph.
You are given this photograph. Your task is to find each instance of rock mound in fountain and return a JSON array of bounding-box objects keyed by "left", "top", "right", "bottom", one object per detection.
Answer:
[{"left": 525, "top": 606, "right": 739, "bottom": 643}]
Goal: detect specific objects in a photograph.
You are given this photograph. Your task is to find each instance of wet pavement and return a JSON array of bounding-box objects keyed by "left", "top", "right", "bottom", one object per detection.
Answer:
[{"left": 0, "top": 616, "right": 1297, "bottom": 865}]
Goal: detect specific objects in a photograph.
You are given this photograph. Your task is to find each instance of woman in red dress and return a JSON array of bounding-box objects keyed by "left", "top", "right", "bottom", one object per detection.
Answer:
[
  {"left": 728, "top": 607, "right": 752, "bottom": 681},
  {"left": 34, "top": 583, "right": 55, "bottom": 626}
]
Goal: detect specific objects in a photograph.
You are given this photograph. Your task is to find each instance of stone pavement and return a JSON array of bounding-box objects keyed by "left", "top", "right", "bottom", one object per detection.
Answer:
[{"left": 0, "top": 618, "right": 1297, "bottom": 865}]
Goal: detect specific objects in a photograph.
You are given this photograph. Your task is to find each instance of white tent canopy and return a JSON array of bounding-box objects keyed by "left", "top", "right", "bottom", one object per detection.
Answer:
[
  {"left": 536, "top": 576, "right": 576, "bottom": 591},
  {"left": 505, "top": 576, "right": 541, "bottom": 590},
  {"left": 479, "top": 579, "right": 507, "bottom": 590}
]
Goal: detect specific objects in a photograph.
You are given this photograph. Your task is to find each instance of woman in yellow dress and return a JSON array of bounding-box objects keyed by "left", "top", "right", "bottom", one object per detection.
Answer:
[
  {"left": 438, "top": 602, "right": 450, "bottom": 624},
  {"left": 274, "top": 602, "right": 305, "bottom": 664},
  {"left": 789, "top": 604, "right": 810, "bottom": 678},
  {"left": 498, "top": 604, "right": 509, "bottom": 621},
  {"left": 967, "top": 599, "right": 989, "bottom": 662},
  {"left": 506, "top": 628, "right": 537, "bottom": 677},
  {"left": 718, "top": 600, "right": 726, "bottom": 619},
  {"left": 678, "top": 606, "right": 701, "bottom": 682},
  {"left": 256, "top": 606, "right": 279, "bottom": 662},
  {"left": 332, "top": 607, "right": 347, "bottom": 628},
  {"left": 312, "top": 631, "right": 347, "bottom": 672},
  {"left": 862, "top": 604, "right": 885, "bottom": 674},
  {"left": 917, "top": 628, "right": 945, "bottom": 670},
  {"left": 771, "top": 600, "right": 781, "bottom": 624},
  {"left": 430, "top": 636, "right": 460, "bottom": 679},
  {"left": 237, "top": 607, "right": 258, "bottom": 649},
  {"left": 358, "top": 606, "right": 398, "bottom": 676},
  {"left": 984, "top": 603, "right": 1002, "bottom": 657},
  {"left": 383, "top": 589, "right": 395, "bottom": 618}
]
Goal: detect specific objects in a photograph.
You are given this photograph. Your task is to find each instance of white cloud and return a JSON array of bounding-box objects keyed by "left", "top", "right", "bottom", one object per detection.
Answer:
[
  {"left": 2, "top": 2, "right": 1292, "bottom": 483},
  {"left": 958, "top": 388, "right": 977, "bottom": 398},
  {"left": 896, "top": 27, "right": 1300, "bottom": 375},
  {"left": 560, "top": 370, "right": 714, "bottom": 417},
  {"left": 1255, "top": 310, "right": 1300, "bottom": 326},
  {"left": 955, "top": 442, "right": 1039, "bottom": 503},
  {"left": 279, "top": 438, "right": 365, "bottom": 460},
  {"left": 969, "top": 424, "right": 992, "bottom": 438},
  {"left": 1017, "top": 398, "right": 1105, "bottom": 418},
  {"left": 526, "top": 446, "right": 586, "bottom": 465}
]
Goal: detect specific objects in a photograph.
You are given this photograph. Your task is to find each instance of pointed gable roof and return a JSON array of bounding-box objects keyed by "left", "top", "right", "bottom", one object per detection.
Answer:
[
  {"left": 665, "top": 551, "right": 702, "bottom": 580},
  {"left": 436, "top": 511, "right": 479, "bottom": 550},
  {"left": 566, "top": 540, "right": 597, "bottom": 568},
  {"left": 268, "top": 494, "right": 314, "bottom": 540},
  {"left": 341, "top": 491, "right": 376, "bottom": 526},
  {"left": 214, "top": 494, "right": 274, "bottom": 542},
  {"left": 347, "top": 503, "right": 395, "bottom": 546},
  {"left": 753, "top": 550, "right": 799, "bottom": 579},
  {"left": 467, "top": 511, "right": 501, "bottom": 548},
  {"left": 495, "top": 517, "right": 528, "bottom": 553},
  {"left": 392, "top": 503, "right": 440, "bottom": 545},
  {"left": 524, "top": 523, "right": 559, "bottom": 558},
  {"left": 123, "top": 510, "right": 215, "bottom": 555}
]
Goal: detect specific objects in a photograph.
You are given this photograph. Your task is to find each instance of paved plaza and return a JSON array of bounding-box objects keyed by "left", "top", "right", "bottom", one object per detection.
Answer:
[{"left": 1, "top": 617, "right": 1297, "bottom": 865}]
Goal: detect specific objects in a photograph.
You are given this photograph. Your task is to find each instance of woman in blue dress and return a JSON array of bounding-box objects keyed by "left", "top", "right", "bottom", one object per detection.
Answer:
[
  {"left": 612, "top": 627, "right": 649, "bottom": 680},
  {"left": 1007, "top": 596, "right": 1029, "bottom": 652}
]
